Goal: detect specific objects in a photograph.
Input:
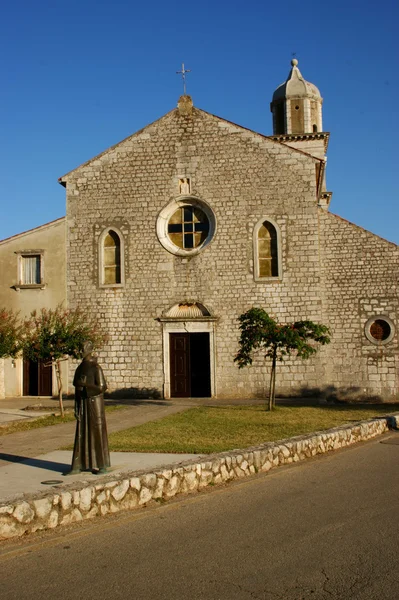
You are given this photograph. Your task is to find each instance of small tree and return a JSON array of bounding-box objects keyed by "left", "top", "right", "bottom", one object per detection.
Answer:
[
  {"left": 22, "top": 305, "right": 105, "bottom": 417},
  {"left": 234, "top": 308, "right": 331, "bottom": 410},
  {"left": 0, "top": 308, "right": 21, "bottom": 358}
]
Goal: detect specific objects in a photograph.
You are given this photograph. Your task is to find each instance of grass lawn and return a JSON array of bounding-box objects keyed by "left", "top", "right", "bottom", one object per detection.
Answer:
[
  {"left": 108, "top": 404, "right": 399, "bottom": 454},
  {"left": 0, "top": 404, "right": 126, "bottom": 436}
]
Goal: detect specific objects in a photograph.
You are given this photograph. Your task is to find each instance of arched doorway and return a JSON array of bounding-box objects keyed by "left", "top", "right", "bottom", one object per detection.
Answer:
[
  {"left": 160, "top": 302, "right": 217, "bottom": 399},
  {"left": 169, "top": 332, "right": 211, "bottom": 397}
]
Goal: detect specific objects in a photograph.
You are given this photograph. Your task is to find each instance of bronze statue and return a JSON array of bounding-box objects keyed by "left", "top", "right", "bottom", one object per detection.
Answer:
[{"left": 69, "top": 341, "right": 110, "bottom": 474}]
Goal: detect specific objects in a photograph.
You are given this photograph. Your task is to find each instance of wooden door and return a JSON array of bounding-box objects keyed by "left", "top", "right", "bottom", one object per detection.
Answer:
[
  {"left": 170, "top": 333, "right": 190, "bottom": 397},
  {"left": 23, "top": 358, "right": 37, "bottom": 396},
  {"left": 23, "top": 358, "right": 52, "bottom": 396},
  {"left": 39, "top": 360, "right": 52, "bottom": 396},
  {"left": 190, "top": 333, "right": 211, "bottom": 397}
]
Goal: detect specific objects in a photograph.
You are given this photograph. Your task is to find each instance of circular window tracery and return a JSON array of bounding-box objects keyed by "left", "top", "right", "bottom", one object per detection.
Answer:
[
  {"left": 157, "top": 197, "right": 216, "bottom": 256},
  {"left": 168, "top": 206, "right": 209, "bottom": 250},
  {"left": 365, "top": 316, "right": 395, "bottom": 345}
]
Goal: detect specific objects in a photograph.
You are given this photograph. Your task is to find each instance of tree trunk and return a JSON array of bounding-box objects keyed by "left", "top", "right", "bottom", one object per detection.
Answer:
[
  {"left": 268, "top": 347, "right": 277, "bottom": 411},
  {"left": 55, "top": 360, "right": 64, "bottom": 418},
  {"left": 271, "top": 349, "right": 277, "bottom": 408}
]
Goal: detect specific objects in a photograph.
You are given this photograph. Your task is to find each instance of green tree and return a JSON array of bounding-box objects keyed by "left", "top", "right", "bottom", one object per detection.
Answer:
[
  {"left": 234, "top": 308, "right": 331, "bottom": 410},
  {"left": 23, "top": 305, "right": 105, "bottom": 417},
  {"left": 0, "top": 308, "right": 22, "bottom": 358}
]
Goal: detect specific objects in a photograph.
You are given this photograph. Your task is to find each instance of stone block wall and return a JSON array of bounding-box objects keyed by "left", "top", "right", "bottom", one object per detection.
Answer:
[{"left": 319, "top": 211, "right": 399, "bottom": 400}]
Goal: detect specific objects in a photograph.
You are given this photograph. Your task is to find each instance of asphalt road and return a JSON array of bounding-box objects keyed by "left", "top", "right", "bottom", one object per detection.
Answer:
[{"left": 1, "top": 432, "right": 398, "bottom": 600}]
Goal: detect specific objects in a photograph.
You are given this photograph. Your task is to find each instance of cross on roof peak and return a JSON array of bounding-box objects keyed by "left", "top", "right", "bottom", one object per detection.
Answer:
[{"left": 176, "top": 62, "right": 191, "bottom": 96}]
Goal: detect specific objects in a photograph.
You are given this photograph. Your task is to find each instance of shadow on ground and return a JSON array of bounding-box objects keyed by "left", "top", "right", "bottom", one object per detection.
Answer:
[
  {"left": 0, "top": 453, "right": 69, "bottom": 472},
  {"left": 106, "top": 387, "right": 162, "bottom": 400},
  {"left": 278, "top": 384, "right": 399, "bottom": 405}
]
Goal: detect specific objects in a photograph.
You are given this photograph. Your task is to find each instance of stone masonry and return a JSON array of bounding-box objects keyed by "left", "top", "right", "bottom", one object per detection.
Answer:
[{"left": 319, "top": 212, "right": 398, "bottom": 401}]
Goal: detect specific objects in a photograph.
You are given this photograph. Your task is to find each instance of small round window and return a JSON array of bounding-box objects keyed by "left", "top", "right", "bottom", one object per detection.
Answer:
[
  {"left": 157, "top": 197, "right": 216, "bottom": 256},
  {"left": 365, "top": 316, "right": 395, "bottom": 345}
]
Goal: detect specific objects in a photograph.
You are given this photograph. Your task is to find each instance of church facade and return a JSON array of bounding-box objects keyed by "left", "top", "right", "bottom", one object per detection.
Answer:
[{"left": 55, "top": 60, "right": 397, "bottom": 401}]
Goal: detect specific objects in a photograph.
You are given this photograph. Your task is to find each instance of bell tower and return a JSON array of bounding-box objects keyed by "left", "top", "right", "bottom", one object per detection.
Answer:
[
  {"left": 270, "top": 58, "right": 323, "bottom": 135},
  {"left": 270, "top": 59, "right": 332, "bottom": 208}
]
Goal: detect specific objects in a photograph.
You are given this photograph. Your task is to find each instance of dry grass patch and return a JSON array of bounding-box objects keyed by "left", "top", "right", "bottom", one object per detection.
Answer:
[{"left": 108, "top": 404, "right": 399, "bottom": 454}]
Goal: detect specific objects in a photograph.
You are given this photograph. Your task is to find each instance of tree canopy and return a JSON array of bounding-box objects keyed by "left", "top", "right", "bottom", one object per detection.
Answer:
[
  {"left": 23, "top": 305, "right": 105, "bottom": 416},
  {"left": 235, "top": 308, "right": 331, "bottom": 409},
  {"left": 0, "top": 308, "right": 22, "bottom": 359}
]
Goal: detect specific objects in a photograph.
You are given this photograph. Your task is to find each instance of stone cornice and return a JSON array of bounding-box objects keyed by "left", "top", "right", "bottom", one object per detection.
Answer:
[
  {"left": 157, "top": 317, "right": 219, "bottom": 323},
  {"left": 270, "top": 132, "right": 330, "bottom": 153}
]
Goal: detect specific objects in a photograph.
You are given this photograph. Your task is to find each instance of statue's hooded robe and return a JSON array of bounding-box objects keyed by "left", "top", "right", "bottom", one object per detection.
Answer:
[{"left": 71, "top": 356, "right": 110, "bottom": 472}]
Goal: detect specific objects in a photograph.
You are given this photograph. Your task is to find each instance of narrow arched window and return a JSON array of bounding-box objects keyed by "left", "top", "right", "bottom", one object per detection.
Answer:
[
  {"left": 254, "top": 218, "right": 281, "bottom": 280},
  {"left": 103, "top": 230, "right": 121, "bottom": 285}
]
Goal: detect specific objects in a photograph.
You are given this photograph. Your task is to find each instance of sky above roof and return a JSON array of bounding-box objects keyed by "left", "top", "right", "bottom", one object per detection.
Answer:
[{"left": 1, "top": 0, "right": 398, "bottom": 243}]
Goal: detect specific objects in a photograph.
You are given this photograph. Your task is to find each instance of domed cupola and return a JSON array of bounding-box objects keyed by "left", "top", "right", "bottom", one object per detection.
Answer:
[{"left": 270, "top": 59, "right": 323, "bottom": 135}]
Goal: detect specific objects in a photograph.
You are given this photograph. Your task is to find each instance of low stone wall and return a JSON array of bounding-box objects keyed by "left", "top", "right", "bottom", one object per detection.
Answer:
[{"left": 1, "top": 414, "right": 398, "bottom": 540}]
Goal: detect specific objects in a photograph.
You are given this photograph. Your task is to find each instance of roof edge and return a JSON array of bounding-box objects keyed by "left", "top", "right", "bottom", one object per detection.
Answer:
[
  {"left": 198, "top": 108, "right": 324, "bottom": 162},
  {"left": 59, "top": 104, "right": 324, "bottom": 186},
  {"left": 58, "top": 107, "right": 177, "bottom": 184},
  {"left": 0, "top": 217, "right": 65, "bottom": 245},
  {"left": 320, "top": 209, "right": 398, "bottom": 248}
]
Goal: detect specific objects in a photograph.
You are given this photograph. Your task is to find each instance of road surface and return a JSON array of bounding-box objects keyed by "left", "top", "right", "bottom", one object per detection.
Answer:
[{"left": 1, "top": 432, "right": 398, "bottom": 599}]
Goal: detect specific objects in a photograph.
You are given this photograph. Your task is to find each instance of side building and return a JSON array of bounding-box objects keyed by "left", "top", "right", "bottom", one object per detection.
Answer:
[{"left": 0, "top": 218, "right": 66, "bottom": 398}]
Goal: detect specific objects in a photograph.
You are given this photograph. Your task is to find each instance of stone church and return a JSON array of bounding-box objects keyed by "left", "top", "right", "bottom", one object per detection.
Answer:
[
  {"left": 3, "top": 60, "right": 396, "bottom": 401},
  {"left": 57, "top": 59, "right": 398, "bottom": 401}
]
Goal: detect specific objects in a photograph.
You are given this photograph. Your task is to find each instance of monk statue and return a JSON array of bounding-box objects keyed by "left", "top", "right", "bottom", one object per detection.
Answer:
[{"left": 69, "top": 341, "right": 110, "bottom": 474}]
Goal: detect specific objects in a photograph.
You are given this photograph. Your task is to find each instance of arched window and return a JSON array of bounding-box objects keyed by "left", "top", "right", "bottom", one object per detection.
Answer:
[
  {"left": 99, "top": 228, "right": 124, "bottom": 286},
  {"left": 253, "top": 218, "right": 281, "bottom": 280}
]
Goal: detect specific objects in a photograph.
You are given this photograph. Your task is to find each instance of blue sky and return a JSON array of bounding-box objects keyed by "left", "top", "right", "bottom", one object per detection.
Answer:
[{"left": 1, "top": 0, "right": 398, "bottom": 243}]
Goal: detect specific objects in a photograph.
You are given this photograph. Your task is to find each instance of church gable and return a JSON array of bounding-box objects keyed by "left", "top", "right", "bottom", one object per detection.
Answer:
[
  {"left": 59, "top": 98, "right": 319, "bottom": 188},
  {"left": 58, "top": 109, "right": 176, "bottom": 185},
  {"left": 61, "top": 97, "right": 320, "bottom": 224}
]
